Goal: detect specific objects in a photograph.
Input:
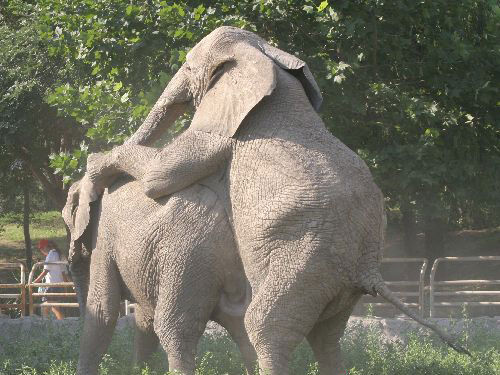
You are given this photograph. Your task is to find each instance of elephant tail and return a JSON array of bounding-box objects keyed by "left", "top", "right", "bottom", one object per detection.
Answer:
[{"left": 359, "top": 269, "right": 471, "bottom": 356}]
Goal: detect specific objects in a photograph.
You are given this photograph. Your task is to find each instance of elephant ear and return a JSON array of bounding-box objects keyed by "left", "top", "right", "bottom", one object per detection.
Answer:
[
  {"left": 190, "top": 41, "right": 322, "bottom": 138},
  {"left": 190, "top": 42, "right": 277, "bottom": 137},
  {"left": 261, "top": 43, "right": 323, "bottom": 111},
  {"left": 62, "top": 176, "right": 100, "bottom": 263}
]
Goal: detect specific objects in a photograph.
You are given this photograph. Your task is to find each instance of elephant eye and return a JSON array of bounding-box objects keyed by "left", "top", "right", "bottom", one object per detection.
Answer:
[
  {"left": 207, "top": 63, "right": 226, "bottom": 91},
  {"left": 210, "top": 63, "right": 225, "bottom": 81}
]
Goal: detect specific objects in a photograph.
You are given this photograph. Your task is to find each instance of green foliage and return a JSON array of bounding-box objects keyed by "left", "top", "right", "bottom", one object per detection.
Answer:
[
  {"left": 0, "top": 0, "right": 80, "bottom": 210},
  {"left": 2, "top": 0, "right": 499, "bottom": 236},
  {"left": 196, "top": 334, "right": 247, "bottom": 374},
  {"left": 0, "top": 321, "right": 499, "bottom": 374}
]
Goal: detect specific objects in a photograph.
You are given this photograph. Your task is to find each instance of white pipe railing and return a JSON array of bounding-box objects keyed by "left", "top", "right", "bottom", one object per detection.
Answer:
[
  {"left": 429, "top": 256, "right": 500, "bottom": 317},
  {"left": 358, "top": 257, "right": 428, "bottom": 317}
]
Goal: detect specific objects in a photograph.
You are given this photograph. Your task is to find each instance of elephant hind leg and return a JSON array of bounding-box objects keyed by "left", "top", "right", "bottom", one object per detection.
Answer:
[
  {"left": 213, "top": 311, "right": 257, "bottom": 374},
  {"left": 244, "top": 269, "right": 330, "bottom": 374},
  {"left": 306, "top": 306, "right": 355, "bottom": 375},
  {"left": 133, "top": 305, "right": 160, "bottom": 368},
  {"left": 153, "top": 269, "right": 219, "bottom": 374},
  {"left": 153, "top": 309, "right": 202, "bottom": 375}
]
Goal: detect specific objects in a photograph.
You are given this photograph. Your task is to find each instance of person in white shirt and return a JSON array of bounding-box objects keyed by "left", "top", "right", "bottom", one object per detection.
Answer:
[{"left": 33, "top": 239, "right": 69, "bottom": 319}]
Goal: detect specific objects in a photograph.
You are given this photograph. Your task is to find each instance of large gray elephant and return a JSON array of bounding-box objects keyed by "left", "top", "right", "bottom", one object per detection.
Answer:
[
  {"left": 63, "top": 175, "right": 256, "bottom": 375},
  {"left": 76, "top": 26, "right": 467, "bottom": 374}
]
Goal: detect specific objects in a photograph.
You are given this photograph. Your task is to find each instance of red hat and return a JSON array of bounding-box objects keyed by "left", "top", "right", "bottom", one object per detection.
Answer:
[{"left": 38, "top": 239, "right": 49, "bottom": 249}]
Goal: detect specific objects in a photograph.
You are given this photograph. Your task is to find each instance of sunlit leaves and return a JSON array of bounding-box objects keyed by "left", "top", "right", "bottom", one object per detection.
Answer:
[
  {"left": 49, "top": 143, "right": 88, "bottom": 185},
  {"left": 6, "top": 0, "right": 497, "bottom": 229},
  {"left": 318, "top": 1, "right": 329, "bottom": 12}
]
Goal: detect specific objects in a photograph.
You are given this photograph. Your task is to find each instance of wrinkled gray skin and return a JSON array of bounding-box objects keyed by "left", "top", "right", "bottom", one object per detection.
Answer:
[
  {"left": 64, "top": 176, "right": 256, "bottom": 375},
  {"left": 72, "top": 26, "right": 468, "bottom": 375}
]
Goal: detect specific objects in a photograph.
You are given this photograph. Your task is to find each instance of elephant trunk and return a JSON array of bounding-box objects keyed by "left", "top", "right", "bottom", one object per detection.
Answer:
[
  {"left": 125, "top": 64, "right": 192, "bottom": 146},
  {"left": 69, "top": 257, "right": 91, "bottom": 319},
  {"left": 360, "top": 268, "right": 471, "bottom": 356}
]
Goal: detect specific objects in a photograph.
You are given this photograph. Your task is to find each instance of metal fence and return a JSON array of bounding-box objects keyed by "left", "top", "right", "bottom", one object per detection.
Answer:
[
  {"left": 357, "top": 257, "right": 428, "bottom": 317},
  {"left": 2, "top": 257, "right": 500, "bottom": 318},
  {"left": 429, "top": 256, "right": 500, "bottom": 318},
  {"left": 27, "top": 261, "right": 79, "bottom": 315},
  {"left": 124, "top": 300, "right": 135, "bottom": 315},
  {"left": 0, "top": 263, "right": 26, "bottom": 316}
]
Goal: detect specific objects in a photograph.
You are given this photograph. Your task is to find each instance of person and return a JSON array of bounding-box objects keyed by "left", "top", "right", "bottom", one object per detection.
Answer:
[{"left": 33, "top": 239, "right": 69, "bottom": 320}]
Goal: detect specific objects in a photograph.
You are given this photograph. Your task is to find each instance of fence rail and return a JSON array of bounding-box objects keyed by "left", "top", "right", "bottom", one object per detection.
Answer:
[
  {"left": 0, "top": 263, "right": 26, "bottom": 315},
  {"left": 27, "top": 261, "right": 78, "bottom": 315},
  {"left": 3, "top": 256, "right": 500, "bottom": 318},
  {"left": 429, "top": 256, "right": 500, "bottom": 318},
  {"left": 124, "top": 300, "right": 135, "bottom": 315}
]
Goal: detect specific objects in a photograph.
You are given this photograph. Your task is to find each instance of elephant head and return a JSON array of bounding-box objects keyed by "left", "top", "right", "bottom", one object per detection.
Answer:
[{"left": 125, "top": 26, "right": 322, "bottom": 146}]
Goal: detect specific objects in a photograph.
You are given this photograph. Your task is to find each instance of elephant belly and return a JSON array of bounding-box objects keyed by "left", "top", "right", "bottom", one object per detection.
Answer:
[{"left": 97, "top": 178, "right": 243, "bottom": 312}]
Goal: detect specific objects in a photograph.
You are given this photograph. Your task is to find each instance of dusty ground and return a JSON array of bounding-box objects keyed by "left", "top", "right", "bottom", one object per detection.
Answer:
[{"left": 1, "top": 218, "right": 499, "bottom": 318}]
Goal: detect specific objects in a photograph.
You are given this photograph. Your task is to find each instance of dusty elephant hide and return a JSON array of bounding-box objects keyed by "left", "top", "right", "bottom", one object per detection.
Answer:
[{"left": 66, "top": 26, "right": 469, "bottom": 375}]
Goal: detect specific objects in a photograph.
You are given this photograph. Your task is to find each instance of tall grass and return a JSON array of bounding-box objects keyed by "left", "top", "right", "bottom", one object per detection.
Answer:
[{"left": 0, "top": 319, "right": 498, "bottom": 375}]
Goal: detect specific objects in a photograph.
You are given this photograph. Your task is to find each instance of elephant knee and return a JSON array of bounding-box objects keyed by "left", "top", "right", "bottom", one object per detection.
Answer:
[{"left": 85, "top": 301, "right": 118, "bottom": 327}]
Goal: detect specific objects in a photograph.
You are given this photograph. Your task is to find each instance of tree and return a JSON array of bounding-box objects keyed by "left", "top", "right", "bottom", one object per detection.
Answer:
[
  {"left": 0, "top": 0, "right": 84, "bottom": 213},
  {"left": 3, "top": 0, "right": 499, "bottom": 260}
]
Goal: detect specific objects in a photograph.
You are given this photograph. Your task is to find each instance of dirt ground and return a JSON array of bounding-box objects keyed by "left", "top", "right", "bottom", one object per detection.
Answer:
[{"left": 1, "top": 224, "right": 499, "bottom": 318}]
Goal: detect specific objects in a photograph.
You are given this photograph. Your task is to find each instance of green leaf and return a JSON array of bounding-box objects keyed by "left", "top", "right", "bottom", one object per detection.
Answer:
[
  {"left": 334, "top": 73, "right": 345, "bottom": 84},
  {"left": 69, "top": 159, "right": 78, "bottom": 169},
  {"left": 194, "top": 4, "right": 205, "bottom": 20},
  {"left": 113, "top": 82, "right": 122, "bottom": 92},
  {"left": 338, "top": 62, "right": 351, "bottom": 71},
  {"left": 318, "top": 1, "right": 329, "bottom": 12},
  {"left": 303, "top": 5, "right": 314, "bottom": 14},
  {"left": 424, "top": 128, "right": 439, "bottom": 138},
  {"left": 120, "top": 92, "right": 129, "bottom": 103}
]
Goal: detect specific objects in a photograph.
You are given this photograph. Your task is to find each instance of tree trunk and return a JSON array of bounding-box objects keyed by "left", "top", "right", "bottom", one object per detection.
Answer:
[
  {"left": 17, "top": 147, "right": 67, "bottom": 211},
  {"left": 23, "top": 182, "right": 32, "bottom": 271},
  {"left": 400, "top": 198, "right": 418, "bottom": 256},
  {"left": 420, "top": 191, "right": 448, "bottom": 267},
  {"left": 423, "top": 216, "right": 445, "bottom": 266}
]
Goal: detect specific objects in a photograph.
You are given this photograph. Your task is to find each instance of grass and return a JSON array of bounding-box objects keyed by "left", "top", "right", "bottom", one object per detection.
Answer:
[
  {"left": 0, "top": 319, "right": 499, "bottom": 375},
  {"left": 0, "top": 211, "right": 67, "bottom": 263}
]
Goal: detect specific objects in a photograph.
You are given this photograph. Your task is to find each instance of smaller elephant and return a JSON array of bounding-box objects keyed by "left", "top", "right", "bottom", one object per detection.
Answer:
[{"left": 64, "top": 174, "right": 256, "bottom": 375}]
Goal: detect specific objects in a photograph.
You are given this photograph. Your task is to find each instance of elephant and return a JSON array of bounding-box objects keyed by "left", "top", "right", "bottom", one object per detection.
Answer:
[
  {"left": 63, "top": 175, "right": 256, "bottom": 375},
  {"left": 73, "top": 26, "right": 468, "bottom": 374}
]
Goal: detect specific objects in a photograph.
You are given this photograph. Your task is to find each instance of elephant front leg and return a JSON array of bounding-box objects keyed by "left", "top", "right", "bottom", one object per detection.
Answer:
[
  {"left": 87, "top": 145, "right": 160, "bottom": 183},
  {"left": 77, "top": 249, "right": 121, "bottom": 375},
  {"left": 133, "top": 305, "right": 160, "bottom": 367},
  {"left": 141, "top": 129, "right": 232, "bottom": 199},
  {"left": 87, "top": 130, "right": 232, "bottom": 200}
]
